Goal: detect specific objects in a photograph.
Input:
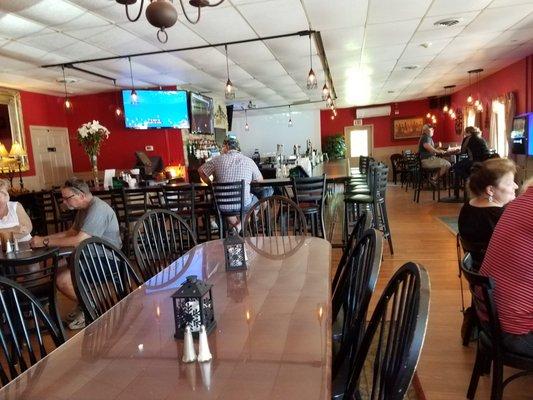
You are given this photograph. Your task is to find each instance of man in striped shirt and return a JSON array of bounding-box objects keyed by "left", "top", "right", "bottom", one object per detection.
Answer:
[{"left": 480, "top": 185, "right": 533, "bottom": 356}]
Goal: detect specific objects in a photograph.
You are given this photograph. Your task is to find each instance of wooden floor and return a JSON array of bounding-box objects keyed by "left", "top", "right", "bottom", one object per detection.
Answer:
[{"left": 334, "top": 184, "right": 533, "bottom": 399}]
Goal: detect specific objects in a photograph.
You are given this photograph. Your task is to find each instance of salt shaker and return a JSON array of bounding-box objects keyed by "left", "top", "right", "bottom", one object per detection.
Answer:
[{"left": 12, "top": 233, "right": 19, "bottom": 252}]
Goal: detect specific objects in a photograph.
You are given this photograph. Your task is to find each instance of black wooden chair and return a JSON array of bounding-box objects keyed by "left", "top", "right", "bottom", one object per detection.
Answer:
[
  {"left": 0, "top": 276, "right": 65, "bottom": 387},
  {"left": 333, "top": 211, "right": 371, "bottom": 294},
  {"left": 71, "top": 237, "right": 141, "bottom": 324},
  {"left": 414, "top": 154, "right": 441, "bottom": 202},
  {"left": 0, "top": 246, "right": 64, "bottom": 337},
  {"left": 163, "top": 185, "right": 196, "bottom": 235},
  {"left": 390, "top": 153, "right": 406, "bottom": 185},
  {"left": 132, "top": 209, "right": 197, "bottom": 282},
  {"left": 52, "top": 190, "right": 76, "bottom": 231},
  {"left": 461, "top": 255, "right": 533, "bottom": 400},
  {"left": 337, "top": 262, "right": 430, "bottom": 400},
  {"left": 291, "top": 175, "right": 326, "bottom": 238},
  {"left": 243, "top": 195, "right": 307, "bottom": 237},
  {"left": 331, "top": 229, "right": 383, "bottom": 385},
  {"left": 211, "top": 180, "right": 245, "bottom": 238},
  {"left": 33, "top": 190, "right": 58, "bottom": 235}
]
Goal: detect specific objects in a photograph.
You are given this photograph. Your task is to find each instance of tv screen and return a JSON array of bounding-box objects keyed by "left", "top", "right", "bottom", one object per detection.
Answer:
[
  {"left": 190, "top": 92, "right": 214, "bottom": 134},
  {"left": 123, "top": 90, "right": 189, "bottom": 129}
]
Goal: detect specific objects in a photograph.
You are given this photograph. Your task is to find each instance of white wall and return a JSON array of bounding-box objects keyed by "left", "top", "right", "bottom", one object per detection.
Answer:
[{"left": 230, "top": 109, "right": 321, "bottom": 157}]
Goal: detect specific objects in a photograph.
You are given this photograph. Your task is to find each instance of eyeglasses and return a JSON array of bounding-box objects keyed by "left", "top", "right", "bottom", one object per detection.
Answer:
[{"left": 62, "top": 194, "right": 77, "bottom": 201}]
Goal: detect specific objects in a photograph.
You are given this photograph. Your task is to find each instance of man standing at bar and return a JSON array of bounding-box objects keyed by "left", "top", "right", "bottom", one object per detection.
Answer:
[
  {"left": 199, "top": 136, "right": 267, "bottom": 231},
  {"left": 30, "top": 177, "right": 121, "bottom": 330}
]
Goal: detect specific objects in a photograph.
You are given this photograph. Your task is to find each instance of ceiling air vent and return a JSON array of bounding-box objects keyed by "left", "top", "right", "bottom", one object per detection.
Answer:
[
  {"left": 434, "top": 18, "right": 460, "bottom": 27},
  {"left": 56, "top": 77, "right": 77, "bottom": 84},
  {"left": 403, "top": 65, "right": 419, "bottom": 70}
]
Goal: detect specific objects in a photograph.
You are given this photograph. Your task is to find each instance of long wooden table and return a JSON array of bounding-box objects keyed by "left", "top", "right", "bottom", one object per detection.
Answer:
[{"left": 0, "top": 236, "right": 331, "bottom": 399}]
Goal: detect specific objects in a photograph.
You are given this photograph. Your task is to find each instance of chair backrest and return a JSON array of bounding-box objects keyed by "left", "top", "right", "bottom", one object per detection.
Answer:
[
  {"left": 460, "top": 254, "right": 503, "bottom": 352},
  {"left": 332, "top": 229, "right": 383, "bottom": 380},
  {"left": 71, "top": 237, "right": 141, "bottom": 323},
  {"left": 211, "top": 180, "right": 246, "bottom": 230},
  {"left": 163, "top": 185, "right": 195, "bottom": 213},
  {"left": 459, "top": 235, "right": 487, "bottom": 272},
  {"left": 243, "top": 195, "right": 307, "bottom": 237},
  {"left": 372, "top": 163, "right": 389, "bottom": 199},
  {"left": 359, "top": 156, "right": 371, "bottom": 175},
  {"left": 33, "top": 190, "right": 56, "bottom": 235},
  {"left": 132, "top": 209, "right": 197, "bottom": 281},
  {"left": 332, "top": 211, "right": 371, "bottom": 293},
  {"left": 291, "top": 175, "right": 326, "bottom": 207},
  {"left": 344, "top": 262, "right": 430, "bottom": 400},
  {"left": 390, "top": 153, "right": 403, "bottom": 172},
  {"left": 0, "top": 276, "right": 65, "bottom": 387}
]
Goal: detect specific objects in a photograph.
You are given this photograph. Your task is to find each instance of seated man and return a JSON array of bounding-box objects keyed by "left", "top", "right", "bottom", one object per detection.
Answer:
[
  {"left": 480, "top": 184, "right": 533, "bottom": 357},
  {"left": 30, "top": 178, "right": 121, "bottom": 330},
  {"left": 418, "top": 124, "right": 451, "bottom": 183},
  {"left": 198, "top": 136, "right": 265, "bottom": 230}
]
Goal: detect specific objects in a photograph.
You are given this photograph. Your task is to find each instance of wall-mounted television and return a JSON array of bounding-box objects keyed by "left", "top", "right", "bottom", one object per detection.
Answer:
[
  {"left": 122, "top": 90, "right": 189, "bottom": 130},
  {"left": 189, "top": 92, "right": 214, "bottom": 134}
]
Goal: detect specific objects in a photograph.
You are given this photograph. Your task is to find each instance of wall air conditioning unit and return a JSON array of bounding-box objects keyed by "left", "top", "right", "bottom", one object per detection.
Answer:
[{"left": 356, "top": 105, "right": 391, "bottom": 119}]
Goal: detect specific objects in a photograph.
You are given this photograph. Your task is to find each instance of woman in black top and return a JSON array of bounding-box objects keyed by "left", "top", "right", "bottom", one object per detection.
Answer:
[
  {"left": 458, "top": 158, "right": 518, "bottom": 270},
  {"left": 455, "top": 127, "right": 491, "bottom": 180}
]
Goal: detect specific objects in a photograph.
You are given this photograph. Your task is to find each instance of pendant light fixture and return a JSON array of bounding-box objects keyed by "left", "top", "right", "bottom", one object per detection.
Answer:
[
  {"left": 288, "top": 105, "right": 293, "bottom": 127},
  {"left": 128, "top": 57, "right": 138, "bottom": 104},
  {"left": 244, "top": 109, "right": 249, "bottom": 132},
  {"left": 466, "top": 70, "right": 473, "bottom": 104},
  {"left": 321, "top": 83, "right": 329, "bottom": 100},
  {"left": 467, "top": 68, "right": 483, "bottom": 110},
  {"left": 325, "top": 94, "right": 333, "bottom": 107},
  {"left": 113, "top": 80, "right": 123, "bottom": 117},
  {"left": 224, "top": 45, "right": 235, "bottom": 100},
  {"left": 306, "top": 32, "right": 317, "bottom": 90},
  {"left": 61, "top": 66, "right": 72, "bottom": 111},
  {"left": 442, "top": 86, "right": 449, "bottom": 112},
  {"left": 116, "top": 0, "right": 225, "bottom": 43}
]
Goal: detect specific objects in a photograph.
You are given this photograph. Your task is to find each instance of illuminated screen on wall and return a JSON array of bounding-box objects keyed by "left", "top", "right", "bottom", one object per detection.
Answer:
[
  {"left": 122, "top": 90, "right": 189, "bottom": 129},
  {"left": 189, "top": 92, "right": 214, "bottom": 134}
]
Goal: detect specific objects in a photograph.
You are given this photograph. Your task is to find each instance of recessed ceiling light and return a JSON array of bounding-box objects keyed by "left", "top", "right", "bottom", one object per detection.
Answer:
[
  {"left": 420, "top": 42, "right": 432, "bottom": 48},
  {"left": 56, "top": 76, "right": 77, "bottom": 84},
  {"left": 403, "top": 65, "right": 419, "bottom": 70},
  {"left": 434, "top": 18, "right": 460, "bottom": 27},
  {"left": 387, "top": 90, "right": 395, "bottom": 94}
]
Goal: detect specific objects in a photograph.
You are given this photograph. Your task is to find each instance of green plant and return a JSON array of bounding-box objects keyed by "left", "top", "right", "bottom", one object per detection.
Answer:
[{"left": 324, "top": 135, "right": 346, "bottom": 159}]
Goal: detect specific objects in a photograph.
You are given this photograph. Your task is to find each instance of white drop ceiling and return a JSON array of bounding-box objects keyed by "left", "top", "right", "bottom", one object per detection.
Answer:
[{"left": 0, "top": 0, "right": 532, "bottom": 108}]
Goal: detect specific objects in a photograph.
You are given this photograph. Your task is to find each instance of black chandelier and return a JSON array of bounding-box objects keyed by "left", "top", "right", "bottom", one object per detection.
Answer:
[{"left": 116, "top": 0, "right": 225, "bottom": 43}]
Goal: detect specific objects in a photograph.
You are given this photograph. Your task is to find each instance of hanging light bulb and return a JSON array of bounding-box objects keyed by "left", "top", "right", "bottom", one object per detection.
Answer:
[
  {"left": 333, "top": 109, "right": 337, "bottom": 117},
  {"left": 321, "top": 83, "right": 329, "bottom": 100},
  {"left": 474, "top": 99, "right": 480, "bottom": 107},
  {"left": 288, "top": 105, "right": 293, "bottom": 127},
  {"left": 61, "top": 66, "right": 72, "bottom": 111},
  {"left": 477, "top": 103, "right": 483, "bottom": 112},
  {"left": 306, "top": 33, "right": 317, "bottom": 90},
  {"left": 113, "top": 80, "right": 123, "bottom": 117},
  {"left": 326, "top": 95, "right": 333, "bottom": 107},
  {"left": 467, "top": 94, "right": 473, "bottom": 104},
  {"left": 426, "top": 112, "right": 431, "bottom": 118},
  {"left": 244, "top": 109, "right": 249, "bottom": 131},
  {"left": 448, "top": 108, "right": 453, "bottom": 116},
  {"left": 443, "top": 104, "right": 449, "bottom": 112},
  {"left": 128, "top": 57, "right": 138, "bottom": 104},
  {"left": 224, "top": 45, "right": 235, "bottom": 100}
]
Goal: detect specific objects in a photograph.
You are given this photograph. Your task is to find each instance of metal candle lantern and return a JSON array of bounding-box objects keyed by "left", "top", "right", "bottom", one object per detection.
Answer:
[
  {"left": 171, "top": 275, "right": 216, "bottom": 339},
  {"left": 223, "top": 230, "right": 247, "bottom": 271}
]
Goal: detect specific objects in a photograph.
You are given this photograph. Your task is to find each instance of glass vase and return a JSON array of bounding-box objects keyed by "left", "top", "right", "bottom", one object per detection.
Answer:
[{"left": 90, "top": 154, "right": 99, "bottom": 188}]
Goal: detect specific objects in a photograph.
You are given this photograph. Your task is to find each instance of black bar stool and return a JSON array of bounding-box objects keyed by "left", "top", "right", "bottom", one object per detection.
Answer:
[{"left": 292, "top": 175, "right": 326, "bottom": 238}]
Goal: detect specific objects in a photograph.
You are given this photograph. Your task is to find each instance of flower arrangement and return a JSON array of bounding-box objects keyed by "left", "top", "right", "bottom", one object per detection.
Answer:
[{"left": 77, "top": 120, "right": 110, "bottom": 158}]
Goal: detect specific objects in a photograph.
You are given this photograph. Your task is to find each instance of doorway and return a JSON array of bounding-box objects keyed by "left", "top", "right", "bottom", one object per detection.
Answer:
[
  {"left": 344, "top": 125, "right": 373, "bottom": 169},
  {"left": 30, "top": 126, "right": 73, "bottom": 189}
]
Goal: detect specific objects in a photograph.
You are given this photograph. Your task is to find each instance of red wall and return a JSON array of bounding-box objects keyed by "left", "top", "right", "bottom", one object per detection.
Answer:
[
  {"left": 20, "top": 91, "right": 68, "bottom": 176},
  {"left": 451, "top": 57, "right": 531, "bottom": 116},
  {"left": 64, "top": 91, "right": 185, "bottom": 172},
  {"left": 18, "top": 90, "right": 185, "bottom": 177},
  {"left": 322, "top": 54, "right": 533, "bottom": 149},
  {"left": 321, "top": 98, "right": 456, "bottom": 149}
]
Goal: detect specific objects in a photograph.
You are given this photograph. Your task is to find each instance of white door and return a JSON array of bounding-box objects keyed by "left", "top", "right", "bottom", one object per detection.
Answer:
[
  {"left": 30, "top": 126, "right": 73, "bottom": 189},
  {"left": 344, "top": 125, "right": 373, "bottom": 169}
]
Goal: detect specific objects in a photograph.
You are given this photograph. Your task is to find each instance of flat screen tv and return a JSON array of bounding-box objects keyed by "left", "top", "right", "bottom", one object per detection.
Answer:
[
  {"left": 122, "top": 90, "right": 189, "bottom": 130},
  {"left": 189, "top": 92, "right": 214, "bottom": 134}
]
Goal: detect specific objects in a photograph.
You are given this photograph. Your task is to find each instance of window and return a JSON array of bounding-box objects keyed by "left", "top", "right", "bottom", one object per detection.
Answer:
[
  {"left": 349, "top": 128, "right": 369, "bottom": 157},
  {"left": 466, "top": 108, "right": 476, "bottom": 127},
  {"left": 491, "top": 100, "right": 507, "bottom": 157}
]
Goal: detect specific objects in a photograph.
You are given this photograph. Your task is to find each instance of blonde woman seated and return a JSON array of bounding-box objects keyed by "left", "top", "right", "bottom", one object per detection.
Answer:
[{"left": 0, "top": 179, "right": 32, "bottom": 244}]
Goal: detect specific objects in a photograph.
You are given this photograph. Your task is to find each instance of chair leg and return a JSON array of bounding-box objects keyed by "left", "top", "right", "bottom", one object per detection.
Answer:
[
  {"left": 343, "top": 201, "right": 349, "bottom": 247},
  {"left": 490, "top": 358, "right": 504, "bottom": 400},
  {"left": 380, "top": 201, "right": 394, "bottom": 255},
  {"left": 467, "top": 347, "right": 485, "bottom": 399}
]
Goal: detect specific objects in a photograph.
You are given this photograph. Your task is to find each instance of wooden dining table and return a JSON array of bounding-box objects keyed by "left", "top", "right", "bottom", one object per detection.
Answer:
[{"left": 0, "top": 236, "right": 331, "bottom": 400}]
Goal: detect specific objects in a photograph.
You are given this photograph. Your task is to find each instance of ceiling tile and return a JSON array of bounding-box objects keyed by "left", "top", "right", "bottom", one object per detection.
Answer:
[
  {"left": 16, "top": 0, "right": 86, "bottom": 26},
  {"left": 365, "top": 19, "right": 420, "bottom": 47},
  {"left": 463, "top": 4, "right": 533, "bottom": 34},
  {"left": 321, "top": 27, "right": 364, "bottom": 52},
  {"left": 186, "top": 6, "right": 256, "bottom": 43},
  {"left": 302, "top": 0, "right": 367, "bottom": 29},
  {"left": 427, "top": 0, "right": 492, "bottom": 17},
  {"left": 237, "top": 0, "right": 308, "bottom": 37},
  {"left": 0, "top": 12, "right": 48, "bottom": 39},
  {"left": 368, "top": 0, "right": 431, "bottom": 24}
]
